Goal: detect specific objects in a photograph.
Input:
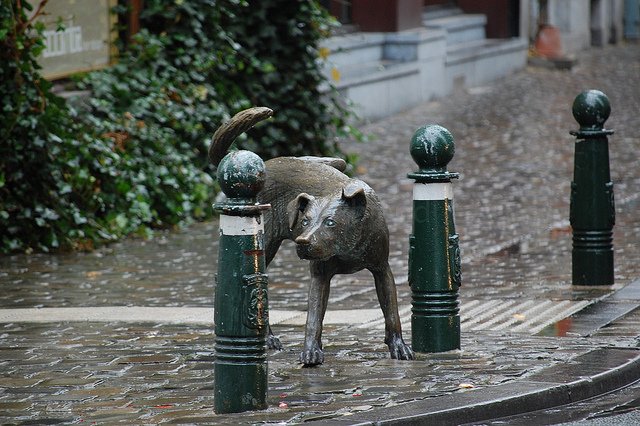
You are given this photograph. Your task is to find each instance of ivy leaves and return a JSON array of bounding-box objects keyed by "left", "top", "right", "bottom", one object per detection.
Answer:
[{"left": 0, "top": 0, "right": 358, "bottom": 254}]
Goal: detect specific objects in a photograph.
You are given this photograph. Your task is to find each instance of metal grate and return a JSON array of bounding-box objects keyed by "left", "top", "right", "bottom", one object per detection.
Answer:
[
  {"left": 346, "top": 299, "right": 592, "bottom": 335},
  {"left": 460, "top": 299, "right": 591, "bottom": 334}
]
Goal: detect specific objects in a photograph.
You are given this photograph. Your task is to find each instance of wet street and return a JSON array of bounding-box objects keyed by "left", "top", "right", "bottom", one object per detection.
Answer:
[
  {"left": 1, "top": 44, "right": 640, "bottom": 424},
  {"left": 482, "top": 375, "right": 640, "bottom": 425}
]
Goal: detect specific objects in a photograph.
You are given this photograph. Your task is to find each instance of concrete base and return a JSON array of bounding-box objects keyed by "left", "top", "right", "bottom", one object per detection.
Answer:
[
  {"left": 445, "top": 38, "right": 528, "bottom": 93},
  {"left": 321, "top": 30, "right": 447, "bottom": 120}
]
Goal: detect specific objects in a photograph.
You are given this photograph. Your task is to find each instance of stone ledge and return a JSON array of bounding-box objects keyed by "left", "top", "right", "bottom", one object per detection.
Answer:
[
  {"left": 320, "top": 347, "right": 640, "bottom": 425},
  {"left": 446, "top": 38, "right": 528, "bottom": 66}
]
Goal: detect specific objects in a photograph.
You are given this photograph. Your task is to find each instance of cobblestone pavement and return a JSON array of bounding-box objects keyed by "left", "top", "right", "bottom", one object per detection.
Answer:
[{"left": 1, "top": 44, "right": 639, "bottom": 424}]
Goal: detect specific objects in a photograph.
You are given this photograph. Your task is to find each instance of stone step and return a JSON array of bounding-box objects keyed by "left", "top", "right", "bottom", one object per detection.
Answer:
[
  {"left": 319, "top": 57, "right": 422, "bottom": 120},
  {"left": 446, "top": 38, "right": 527, "bottom": 65},
  {"left": 321, "top": 32, "right": 385, "bottom": 70},
  {"left": 330, "top": 59, "right": 411, "bottom": 87},
  {"left": 424, "top": 13, "right": 487, "bottom": 45},
  {"left": 422, "top": 5, "right": 463, "bottom": 20},
  {"left": 445, "top": 37, "right": 528, "bottom": 89}
]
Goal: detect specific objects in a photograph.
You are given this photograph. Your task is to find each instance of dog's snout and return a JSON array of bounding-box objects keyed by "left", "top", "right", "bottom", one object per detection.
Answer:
[{"left": 295, "top": 234, "right": 311, "bottom": 245}]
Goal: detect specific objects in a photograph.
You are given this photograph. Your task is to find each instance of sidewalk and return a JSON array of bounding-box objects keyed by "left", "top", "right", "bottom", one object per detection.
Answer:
[{"left": 1, "top": 43, "right": 639, "bottom": 424}]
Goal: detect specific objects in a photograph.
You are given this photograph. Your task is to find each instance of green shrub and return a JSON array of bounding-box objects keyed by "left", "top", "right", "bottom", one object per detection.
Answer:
[
  {"left": 1, "top": 1, "right": 218, "bottom": 252},
  {"left": 0, "top": 1, "right": 90, "bottom": 252},
  {"left": 213, "top": 0, "right": 358, "bottom": 158},
  {"left": 0, "top": 0, "right": 358, "bottom": 254},
  {"left": 127, "top": 0, "right": 358, "bottom": 159}
]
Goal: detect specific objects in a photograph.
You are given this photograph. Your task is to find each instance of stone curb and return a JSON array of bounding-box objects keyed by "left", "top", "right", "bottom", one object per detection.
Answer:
[
  {"left": 315, "top": 280, "right": 640, "bottom": 425},
  {"left": 318, "top": 347, "right": 640, "bottom": 425}
]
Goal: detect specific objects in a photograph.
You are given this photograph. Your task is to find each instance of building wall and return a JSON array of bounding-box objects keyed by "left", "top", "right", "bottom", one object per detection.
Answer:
[
  {"left": 457, "top": 0, "right": 520, "bottom": 38},
  {"left": 626, "top": 0, "right": 640, "bottom": 39},
  {"left": 598, "top": 0, "right": 625, "bottom": 44},
  {"left": 548, "top": 0, "right": 591, "bottom": 53},
  {"left": 521, "top": 0, "right": 625, "bottom": 54},
  {"left": 521, "top": 0, "right": 537, "bottom": 42}
]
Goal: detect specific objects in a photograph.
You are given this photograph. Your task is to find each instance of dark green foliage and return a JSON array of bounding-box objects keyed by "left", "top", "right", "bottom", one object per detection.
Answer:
[
  {"left": 214, "top": 0, "right": 355, "bottom": 158},
  {"left": 1, "top": 1, "right": 215, "bottom": 253},
  {"left": 0, "top": 0, "right": 357, "bottom": 254},
  {"left": 125, "top": 0, "right": 356, "bottom": 159},
  {"left": 0, "top": 1, "right": 94, "bottom": 252}
]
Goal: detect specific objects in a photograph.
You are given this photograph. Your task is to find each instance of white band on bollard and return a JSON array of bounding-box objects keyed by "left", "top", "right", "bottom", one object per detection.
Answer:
[
  {"left": 220, "top": 215, "right": 264, "bottom": 236},
  {"left": 413, "top": 182, "right": 453, "bottom": 201}
]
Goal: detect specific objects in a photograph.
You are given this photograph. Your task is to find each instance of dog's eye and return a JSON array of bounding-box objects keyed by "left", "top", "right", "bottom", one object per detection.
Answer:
[
  {"left": 301, "top": 218, "right": 310, "bottom": 227},
  {"left": 324, "top": 218, "right": 336, "bottom": 227}
]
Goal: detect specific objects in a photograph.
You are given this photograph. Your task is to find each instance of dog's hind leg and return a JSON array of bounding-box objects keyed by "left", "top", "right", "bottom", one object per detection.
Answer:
[{"left": 371, "top": 263, "right": 414, "bottom": 361}]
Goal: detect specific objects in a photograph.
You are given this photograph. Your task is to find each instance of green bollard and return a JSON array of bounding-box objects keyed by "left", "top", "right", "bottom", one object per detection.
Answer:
[
  {"left": 570, "top": 90, "right": 615, "bottom": 286},
  {"left": 213, "top": 150, "right": 271, "bottom": 414},
  {"left": 408, "top": 125, "right": 461, "bottom": 353}
]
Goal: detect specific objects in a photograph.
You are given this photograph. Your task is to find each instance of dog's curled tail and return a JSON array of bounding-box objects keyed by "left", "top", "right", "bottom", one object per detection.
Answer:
[{"left": 208, "top": 107, "right": 274, "bottom": 167}]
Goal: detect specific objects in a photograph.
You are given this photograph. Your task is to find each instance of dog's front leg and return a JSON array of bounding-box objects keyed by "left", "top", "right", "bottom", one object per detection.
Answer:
[
  {"left": 372, "top": 263, "right": 414, "bottom": 361},
  {"left": 299, "top": 261, "right": 333, "bottom": 366}
]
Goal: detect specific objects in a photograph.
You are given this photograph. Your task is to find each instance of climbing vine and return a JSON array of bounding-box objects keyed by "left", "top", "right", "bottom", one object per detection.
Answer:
[{"left": 0, "top": 0, "right": 358, "bottom": 254}]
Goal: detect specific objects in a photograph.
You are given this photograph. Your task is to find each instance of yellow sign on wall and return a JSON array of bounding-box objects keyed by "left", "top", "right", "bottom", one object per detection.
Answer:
[{"left": 36, "top": 0, "right": 117, "bottom": 80}]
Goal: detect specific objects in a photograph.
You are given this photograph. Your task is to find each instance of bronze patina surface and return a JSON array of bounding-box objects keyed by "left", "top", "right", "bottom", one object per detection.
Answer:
[{"left": 210, "top": 108, "right": 413, "bottom": 366}]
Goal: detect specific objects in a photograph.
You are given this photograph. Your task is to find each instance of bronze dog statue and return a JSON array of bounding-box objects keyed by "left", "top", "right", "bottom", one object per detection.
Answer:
[{"left": 210, "top": 107, "right": 414, "bottom": 366}]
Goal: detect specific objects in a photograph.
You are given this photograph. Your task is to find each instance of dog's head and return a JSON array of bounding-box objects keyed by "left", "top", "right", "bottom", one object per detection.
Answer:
[{"left": 287, "top": 180, "right": 368, "bottom": 261}]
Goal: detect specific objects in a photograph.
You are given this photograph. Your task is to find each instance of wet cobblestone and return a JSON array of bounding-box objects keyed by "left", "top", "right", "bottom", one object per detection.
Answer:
[
  {"left": 2, "top": 321, "right": 637, "bottom": 424},
  {"left": 1, "top": 44, "right": 639, "bottom": 423},
  {"left": 0, "top": 321, "right": 636, "bottom": 425}
]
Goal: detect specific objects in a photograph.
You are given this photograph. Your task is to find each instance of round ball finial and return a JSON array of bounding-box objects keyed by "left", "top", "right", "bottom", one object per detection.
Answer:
[
  {"left": 217, "top": 150, "right": 266, "bottom": 199},
  {"left": 410, "top": 124, "right": 455, "bottom": 172},
  {"left": 572, "top": 90, "right": 610, "bottom": 130}
]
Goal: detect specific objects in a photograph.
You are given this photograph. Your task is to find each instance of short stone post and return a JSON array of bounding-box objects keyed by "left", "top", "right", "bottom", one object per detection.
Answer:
[
  {"left": 213, "top": 150, "right": 271, "bottom": 414},
  {"left": 408, "top": 125, "right": 461, "bottom": 352},
  {"left": 570, "top": 90, "right": 615, "bottom": 286}
]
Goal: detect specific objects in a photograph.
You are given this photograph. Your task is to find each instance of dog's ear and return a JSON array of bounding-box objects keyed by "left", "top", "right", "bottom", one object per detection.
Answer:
[
  {"left": 287, "top": 193, "right": 314, "bottom": 230},
  {"left": 342, "top": 180, "right": 367, "bottom": 221},
  {"left": 342, "top": 180, "right": 367, "bottom": 209}
]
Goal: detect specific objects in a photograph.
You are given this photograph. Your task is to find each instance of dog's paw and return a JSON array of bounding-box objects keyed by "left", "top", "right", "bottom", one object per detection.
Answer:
[
  {"left": 388, "top": 336, "right": 414, "bottom": 361},
  {"left": 299, "top": 344, "right": 324, "bottom": 366},
  {"left": 266, "top": 334, "right": 283, "bottom": 350}
]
